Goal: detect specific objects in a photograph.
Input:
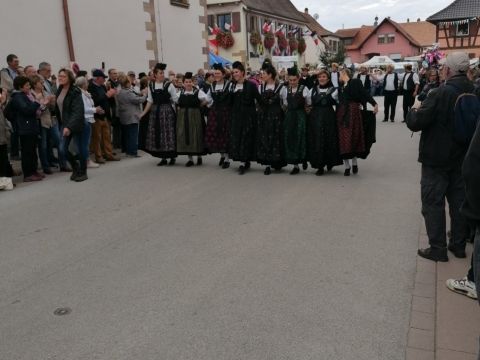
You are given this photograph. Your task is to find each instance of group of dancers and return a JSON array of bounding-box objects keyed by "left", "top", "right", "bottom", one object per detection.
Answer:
[{"left": 139, "top": 60, "right": 379, "bottom": 176}]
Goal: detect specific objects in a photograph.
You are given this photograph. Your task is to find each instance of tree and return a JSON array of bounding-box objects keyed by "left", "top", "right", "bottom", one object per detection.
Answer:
[{"left": 319, "top": 42, "right": 346, "bottom": 66}]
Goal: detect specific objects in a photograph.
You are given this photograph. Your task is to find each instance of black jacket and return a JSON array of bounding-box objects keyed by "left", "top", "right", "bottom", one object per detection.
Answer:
[
  {"left": 9, "top": 91, "right": 40, "bottom": 135},
  {"left": 461, "top": 124, "right": 480, "bottom": 225},
  {"left": 56, "top": 85, "right": 84, "bottom": 134},
  {"left": 406, "top": 74, "right": 474, "bottom": 168},
  {"left": 88, "top": 81, "right": 111, "bottom": 121},
  {"left": 299, "top": 75, "right": 314, "bottom": 90}
]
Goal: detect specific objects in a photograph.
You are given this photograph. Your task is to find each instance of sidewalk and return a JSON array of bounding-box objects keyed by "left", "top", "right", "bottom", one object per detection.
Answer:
[{"left": 406, "top": 224, "right": 480, "bottom": 360}]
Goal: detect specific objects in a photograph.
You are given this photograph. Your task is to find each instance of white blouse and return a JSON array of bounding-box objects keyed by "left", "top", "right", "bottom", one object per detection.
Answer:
[
  {"left": 282, "top": 86, "right": 311, "bottom": 107},
  {"left": 147, "top": 81, "right": 179, "bottom": 104},
  {"left": 308, "top": 86, "right": 339, "bottom": 103}
]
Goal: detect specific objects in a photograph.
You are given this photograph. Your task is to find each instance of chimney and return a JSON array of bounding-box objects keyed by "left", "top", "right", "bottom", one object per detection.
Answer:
[{"left": 305, "top": 8, "right": 309, "bottom": 14}]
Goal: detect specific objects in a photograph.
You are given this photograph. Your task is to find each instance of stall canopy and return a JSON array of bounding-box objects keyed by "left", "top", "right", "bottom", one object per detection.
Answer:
[
  {"left": 361, "top": 56, "right": 395, "bottom": 67},
  {"left": 209, "top": 52, "right": 232, "bottom": 67}
]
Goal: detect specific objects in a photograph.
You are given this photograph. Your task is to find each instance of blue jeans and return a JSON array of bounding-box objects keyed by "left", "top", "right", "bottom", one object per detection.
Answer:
[
  {"left": 123, "top": 123, "right": 139, "bottom": 156},
  {"left": 76, "top": 122, "right": 91, "bottom": 162},
  {"left": 51, "top": 124, "right": 67, "bottom": 168}
]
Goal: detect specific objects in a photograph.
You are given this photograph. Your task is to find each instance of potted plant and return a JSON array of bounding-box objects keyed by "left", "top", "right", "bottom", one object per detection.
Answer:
[
  {"left": 289, "top": 37, "right": 299, "bottom": 52},
  {"left": 264, "top": 32, "right": 275, "bottom": 50},
  {"left": 298, "top": 38, "right": 307, "bottom": 54},
  {"left": 222, "top": 32, "right": 235, "bottom": 49},
  {"left": 250, "top": 31, "right": 261, "bottom": 46}
]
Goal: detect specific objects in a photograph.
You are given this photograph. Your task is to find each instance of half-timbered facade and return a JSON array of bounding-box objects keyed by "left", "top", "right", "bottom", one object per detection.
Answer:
[{"left": 427, "top": 0, "right": 480, "bottom": 58}]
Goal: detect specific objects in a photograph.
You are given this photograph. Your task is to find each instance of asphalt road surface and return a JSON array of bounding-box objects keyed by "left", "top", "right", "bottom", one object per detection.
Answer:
[{"left": 0, "top": 98, "right": 423, "bottom": 360}]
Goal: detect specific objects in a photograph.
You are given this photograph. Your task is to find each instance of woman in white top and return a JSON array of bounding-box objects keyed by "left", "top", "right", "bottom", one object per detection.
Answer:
[
  {"left": 140, "top": 63, "right": 179, "bottom": 166},
  {"left": 75, "top": 76, "right": 104, "bottom": 169},
  {"left": 176, "top": 72, "right": 211, "bottom": 166}
]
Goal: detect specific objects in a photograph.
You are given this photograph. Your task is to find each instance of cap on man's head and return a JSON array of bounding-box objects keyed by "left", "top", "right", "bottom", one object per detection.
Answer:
[
  {"left": 92, "top": 69, "right": 107, "bottom": 78},
  {"left": 127, "top": 71, "right": 135, "bottom": 77},
  {"left": 445, "top": 52, "right": 470, "bottom": 73}
]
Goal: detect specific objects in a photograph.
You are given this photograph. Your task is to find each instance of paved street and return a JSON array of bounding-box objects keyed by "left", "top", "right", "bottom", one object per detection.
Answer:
[{"left": 0, "top": 100, "right": 423, "bottom": 360}]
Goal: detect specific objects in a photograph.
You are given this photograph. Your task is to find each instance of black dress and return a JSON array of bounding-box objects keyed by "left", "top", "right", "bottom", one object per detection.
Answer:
[
  {"left": 256, "top": 83, "right": 287, "bottom": 168},
  {"left": 307, "top": 85, "right": 342, "bottom": 170},
  {"left": 229, "top": 81, "right": 260, "bottom": 162},
  {"left": 204, "top": 81, "right": 231, "bottom": 154}
]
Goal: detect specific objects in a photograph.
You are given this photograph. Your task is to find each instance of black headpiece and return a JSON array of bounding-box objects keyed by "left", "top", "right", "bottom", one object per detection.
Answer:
[
  {"left": 261, "top": 58, "right": 273, "bottom": 70},
  {"left": 155, "top": 63, "right": 167, "bottom": 71},
  {"left": 184, "top": 72, "right": 193, "bottom": 79},
  {"left": 232, "top": 61, "right": 245, "bottom": 72},
  {"left": 213, "top": 63, "right": 224, "bottom": 71},
  {"left": 287, "top": 66, "right": 299, "bottom": 77}
]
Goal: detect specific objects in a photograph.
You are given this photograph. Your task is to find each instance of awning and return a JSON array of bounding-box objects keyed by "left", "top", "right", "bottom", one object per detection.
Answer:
[{"left": 209, "top": 52, "right": 232, "bottom": 67}]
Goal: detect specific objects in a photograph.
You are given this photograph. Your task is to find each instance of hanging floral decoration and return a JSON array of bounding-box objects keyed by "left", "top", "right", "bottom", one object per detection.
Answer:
[
  {"left": 216, "top": 31, "right": 235, "bottom": 49},
  {"left": 289, "top": 36, "right": 299, "bottom": 52},
  {"left": 264, "top": 32, "right": 275, "bottom": 50},
  {"left": 276, "top": 31, "right": 288, "bottom": 51},
  {"left": 298, "top": 38, "right": 307, "bottom": 54},
  {"left": 250, "top": 31, "right": 261, "bottom": 46}
]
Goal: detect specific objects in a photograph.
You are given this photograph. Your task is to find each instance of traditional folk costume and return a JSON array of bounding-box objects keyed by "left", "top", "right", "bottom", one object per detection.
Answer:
[
  {"left": 256, "top": 81, "right": 287, "bottom": 174},
  {"left": 205, "top": 64, "right": 232, "bottom": 169},
  {"left": 307, "top": 83, "right": 342, "bottom": 175},
  {"left": 176, "top": 72, "right": 210, "bottom": 166},
  {"left": 337, "top": 78, "right": 377, "bottom": 176},
  {"left": 144, "top": 63, "right": 179, "bottom": 165},
  {"left": 283, "top": 67, "right": 311, "bottom": 175},
  {"left": 229, "top": 61, "right": 260, "bottom": 175}
]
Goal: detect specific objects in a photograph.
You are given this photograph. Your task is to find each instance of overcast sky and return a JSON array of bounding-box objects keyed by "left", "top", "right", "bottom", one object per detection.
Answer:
[{"left": 291, "top": 0, "right": 453, "bottom": 31}]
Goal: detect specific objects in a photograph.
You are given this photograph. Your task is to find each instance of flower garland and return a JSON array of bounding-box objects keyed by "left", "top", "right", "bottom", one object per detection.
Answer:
[{"left": 421, "top": 43, "right": 445, "bottom": 68}]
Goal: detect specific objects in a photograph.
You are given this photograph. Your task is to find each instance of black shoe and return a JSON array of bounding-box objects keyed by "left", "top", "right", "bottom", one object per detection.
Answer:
[
  {"left": 222, "top": 161, "right": 230, "bottom": 169},
  {"left": 219, "top": 157, "right": 225, "bottom": 166},
  {"left": 448, "top": 244, "right": 467, "bottom": 259},
  {"left": 245, "top": 161, "right": 251, "bottom": 170},
  {"left": 326, "top": 165, "right": 333, "bottom": 172},
  {"left": 197, "top": 157, "right": 203, "bottom": 166},
  {"left": 344, "top": 168, "right": 351, "bottom": 176},
  {"left": 316, "top": 168, "right": 324, "bottom": 176},
  {"left": 391, "top": 120, "right": 395, "bottom": 123},
  {"left": 302, "top": 161, "right": 308, "bottom": 170},
  {"left": 401, "top": 120, "right": 406, "bottom": 123},
  {"left": 264, "top": 167, "right": 271, "bottom": 175},
  {"left": 238, "top": 165, "right": 246, "bottom": 175},
  {"left": 382, "top": 119, "right": 388, "bottom": 122},
  {"left": 157, "top": 159, "right": 168, "bottom": 166},
  {"left": 417, "top": 247, "right": 449, "bottom": 262},
  {"left": 74, "top": 172, "right": 88, "bottom": 182},
  {"left": 290, "top": 167, "right": 300, "bottom": 175},
  {"left": 168, "top": 158, "right": 176, "bottom": 166},
  {"left": 352, "top": 165, "right": 358, "bottom": 174},
  {"left": 185, "top": 160, "right": 194, "bottom": 167},
  {"left": 43, "top": 168, "right": 53, "bottom": 175}
]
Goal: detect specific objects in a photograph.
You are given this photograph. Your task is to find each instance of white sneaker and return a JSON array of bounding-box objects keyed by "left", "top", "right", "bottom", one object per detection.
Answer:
[
  {"left": 0, "top": 177, "right": 13, "bottom": 191},
  {"left": 446, "top": 277, "right": 477, "bottom": 299},
  {"left": 87, "top": 160, "right": 100, "bottom": 169}
]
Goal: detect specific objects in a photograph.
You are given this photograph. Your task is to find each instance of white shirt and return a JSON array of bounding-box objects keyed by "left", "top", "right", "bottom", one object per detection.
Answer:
[
  {"left": 331, "top": 72, "right": 339, "bottom": 88},
  {"left": 147, "top": 81, "right": 179, "bottom": 104},
  {"left": 403, "top": 72, "right": 420, "bottom": 90},
  {"left": 384, "top": 73, "right": 397, "bottom": 91},
  {"left": 360, "top": 74, "right": 367, "bottom": 86},
  {"left": 181, "top": 88, "right": 211, "bottom": 106},
  {"left": 81, "top": 90, "right": 96, "bottom": 124}
]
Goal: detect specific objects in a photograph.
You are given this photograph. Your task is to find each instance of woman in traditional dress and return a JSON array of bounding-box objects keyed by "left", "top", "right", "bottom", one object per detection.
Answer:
[
  {"left": 229, "top": 61, "right": 260, "bottom": 175},
  {"left": 337, "top": 68, "right": 378, "bottom": 176},
  {"left": 140, "top": 63, "right": 179, "bottom": 166},
  {"left": 204, "top": 63, "right": 232, "bottom": 169},
  {"left": 283, "top": 66, "right": 311, "bottom": 175},
  {"left": 176, "top": 72, "right": 210, "bottom": 167},
  {"left": 256, "top": 64, "right": 287, "bottom": 175},
  {"left": 307, "top": 70, "right": 342, "bottom": 175}
]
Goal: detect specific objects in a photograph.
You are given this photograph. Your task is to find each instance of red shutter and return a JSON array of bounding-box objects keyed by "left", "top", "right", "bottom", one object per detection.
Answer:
[{"left": 232, "top": 12, "right": 241, "bottom": 33}]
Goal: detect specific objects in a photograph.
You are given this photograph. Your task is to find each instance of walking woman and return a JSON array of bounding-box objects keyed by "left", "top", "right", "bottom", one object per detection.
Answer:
[
  {"left": 56, "top": 68, "right": 86, "bottom": 181},
  {"left": 140, "top": 63, "right": 179, "bottom": 166},
  {"left": 256, "top": 64, "right": 287, "bottom": 175},
  {"left": 76, "top": 76, "right": 104, "bottom": 169},
  {"left": 307, "top": 70, "right": 342, "bottom": 175},
  {"left": 284, "top": 66, "right": 311, "bottom": 175},
  {"left": 229, "top": 61, "right": 260, "bottom": 175},
  {"left": 337, "top": 68, "right": 378, "bottom": 176},
  {"left": 176, "top": 72, "right": 210, "bottom": 166},
  {"left": 204, "top": 63, "right": 232, "bottom": 169}
]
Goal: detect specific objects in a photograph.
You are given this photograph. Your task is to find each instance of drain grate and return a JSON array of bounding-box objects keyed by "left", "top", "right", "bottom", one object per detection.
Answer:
[{"left": 53, "top": 307, "right": 72, "bottom": 316}]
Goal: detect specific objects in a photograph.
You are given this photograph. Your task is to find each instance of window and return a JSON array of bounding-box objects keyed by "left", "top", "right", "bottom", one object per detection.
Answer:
[
  {"left": 170, "top": 0, "right": 189, "bottom": 8},
  {"left": 378, "top": 35, "right": 386, "bottom": 44},
  {"left": 378, "top": 34, "right": 394, "bottom": 44},
  {"left": 343, "top": 38, "right": 353, "bottom": 46},
  {"left": 217, "top": 13, "right": 232, "bottom": 31},
  {"left": 387, "top": 34, "right": 395, "bottom": 43},
  {"left": 457, "top": 23, "right": 469, "bottom": 36},
  {"left": 329, "top": 40, "right": 338, "bottom": 52},
  {"left": 250, "top": 15, "right": 259, "bottom": 32}
]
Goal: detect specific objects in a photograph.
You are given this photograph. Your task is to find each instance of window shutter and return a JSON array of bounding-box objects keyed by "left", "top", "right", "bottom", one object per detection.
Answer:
[
  {"left": 208, "top": 15, "right": 215, "bottom": 33},
  {"left": 232, "top": 12, "right": 241, "bottom": 33}
]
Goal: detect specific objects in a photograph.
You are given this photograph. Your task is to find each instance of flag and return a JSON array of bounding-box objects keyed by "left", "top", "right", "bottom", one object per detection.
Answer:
[{"left": 262, "top": 21, "right": 272, "bottom": 33}]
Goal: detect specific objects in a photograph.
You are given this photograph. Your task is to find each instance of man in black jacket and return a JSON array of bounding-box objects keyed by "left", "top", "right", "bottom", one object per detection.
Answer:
[
  {"left": 407, "top": 52, "right": 473, "bottom": 262},
  {"left": 88, "top": 69, "right": 119, "bottom": 163}
]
